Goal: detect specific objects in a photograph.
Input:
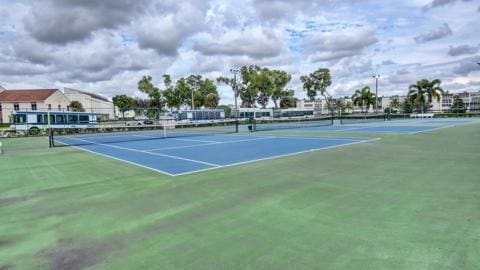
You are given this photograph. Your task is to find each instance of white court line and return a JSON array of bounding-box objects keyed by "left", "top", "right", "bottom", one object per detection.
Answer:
[
  {"left": 243, "top": 132, "right": 374, "bottom": 141},
  {"left": 59, "top": 136, "right": 221, "bottom": 167},
  {"left": 263, "top": 134, "right": 371, "bottom": 141},
  {"left": 334, "top": 126, "right": 376, "bottom": 132},
  {"left": 149, "top": 136, "right": 277, "bottom": 151},
  {"left": 132, "top": 134, "right": 220, "bottom": 144},
  {"left": 172, "top": 137, "right": 381, "bottom": 177},
  {"left": 408, "top": 124, "right": 457, "bottom": 135},
  {"left": 132, "top": 134, "right": 162, "bottom": 139},
  {"left": 407, "top": 119, "right": 480, "bottom": 134},
  {"left": 407, "top": 120, "right": 480, "bottom": 135},
  {"left": 169, "top": 137, "right": 220, "bottom": 143},
  {"left": 64, "top": 144, "right": 176, "bottom": 176}
]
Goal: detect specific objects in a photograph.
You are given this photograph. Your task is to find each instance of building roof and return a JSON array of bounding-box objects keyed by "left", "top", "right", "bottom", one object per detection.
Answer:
[
  {"left": 64, "top": 88, "right": 110, "bottom": 102},
  {"left": 0, "top": 89, "right": 58, "bottom": 102}
]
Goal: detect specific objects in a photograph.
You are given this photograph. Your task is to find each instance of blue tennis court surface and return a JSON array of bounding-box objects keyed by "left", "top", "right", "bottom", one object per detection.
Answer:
[
  {"left": 56, "top": 133, "right": 378, "bottom": 176},
  {"left": 245, "top": 118, "right": 479, "bottom": 135}
]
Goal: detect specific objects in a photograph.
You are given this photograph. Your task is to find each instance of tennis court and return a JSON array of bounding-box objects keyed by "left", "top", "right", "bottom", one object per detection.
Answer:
[
  {"left": 2, "top": 120, "right": 480, "bottom": 269},
  {"left": 249, "top": 116, "right": 479, "bottom": 135},
  {"left": 53, "top": 132, "right": 377, "bottom": 176}
]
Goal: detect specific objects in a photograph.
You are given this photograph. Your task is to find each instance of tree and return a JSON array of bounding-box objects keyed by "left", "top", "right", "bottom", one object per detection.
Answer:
[
  {"left": 408, "top": 79, "right": 443, "bottom": 113},
  {"left": 390, "top": 97, "right": 401, "bottom": 109},
  {"left": 333, "top": 99, "right": 349, "bottom": 113},
  {"left": 216, "top": 105, "right": 232, "bottom": 118},
  {"left": 162, "top": 74, "right": 182, "bottom": 111},
  {"left": 300, "top": 68, "right": 332, "bottom": 101},
  {"left": 205, "top": 93, "right": 219, "bottom": 108},
  {"left": 173, "top": 78, "right": 192, "bottom": 108},
  {"left": 133, "top": 98, "right": 150, "bottom": 117},
  {"left": 279, "top": 90, "right": 296, "bottom": 108},
  {"left": 402, "top": 99, "right": 414, "bottom": 113},
  {"left": 384, "top": 97, "right": 401, "bottom": 113},
  {"left": 451, "top": 95, "right": 466, "bottom": 113},
  {"left": 238, "top": 65, "right": 270, "bottom": 108},
  {"left": 352, "top": 86, "right": 376, "bottom": 113},
  {"left": 218, "top": 66, "right": 294, "bottom": 108},
  {"left": 345, "top": 101, "right": 353, "bottom": 113},
  {"left": 254, "top": 69, "right": 274, "bottom": 108},
  {"left": 69, "top": 101, "right": 85, "bottom": 112},
  {"left": 112, "top": 95, "right": 136, "bottom": 120},
  {"left": 220, "top": 65, "right": 293, "bottom": 108},
  {"left": 138, "top": 75, "right": 163, "bottom": 117},
  {"left": 270, "top": 70, "right": 292, "bottom": 108},
  {"left": 185, "top": 75, "right": 220, "bottom": 109},
  {"left": 424, "top": 79, "right": 444, "bottom": 105},
  {"left": 216, "top": 76, "right": 237, "bottom": 106}
]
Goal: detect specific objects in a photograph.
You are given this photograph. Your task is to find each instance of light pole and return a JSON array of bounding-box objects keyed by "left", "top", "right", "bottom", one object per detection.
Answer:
[
  {"left": 191, "top": 80, "right": 197, "bottom": 111},
  {"left": 373, "top": 74, "right": 380, "bottom": 113},
  {"left": 230, "top": 68, "right": 240, "bottom": 114},
  {"left": 230, "top": 68, "right": 240, "bottom": 132}
]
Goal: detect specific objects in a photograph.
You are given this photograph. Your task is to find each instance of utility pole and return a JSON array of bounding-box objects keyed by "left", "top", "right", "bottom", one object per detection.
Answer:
[
  {"left": 191, "top": 80, "right": 197, "bottom": 111},
  {"left": 230, "top": 69, "right": 240, "bottom": 114},
  {"left": 230, "top": 68, "right": 240, "bottom": 132},
  {"left": 373, "top": 74, "right": 380, "bottom": 113}
]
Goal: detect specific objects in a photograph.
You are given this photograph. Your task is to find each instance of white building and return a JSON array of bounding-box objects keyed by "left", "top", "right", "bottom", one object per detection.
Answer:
[
  {"left": 63, "top": 88, "right": 115, "bottom": 120},
  {"left": 440, "top": 91, "right": 480, "bottom": 112},
  {"left": 296, "top": 99, "right": 330, "bottom": 115},
  {"left": 0, "top": 87, "right": 117, "bottom": 124},
  {"left": 0, "top": 89, "right": 71, "bottom": 124}
]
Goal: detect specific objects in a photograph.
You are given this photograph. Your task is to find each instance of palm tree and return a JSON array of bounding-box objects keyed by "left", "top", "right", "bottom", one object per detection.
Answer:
[
  {"left": 424, "top": 79, "right": 444, "bottom": 105},
  {"left": 345, "top": 101, "right": 353, "bottom": 113},
  {"left": 352, "top": 86, "right": 376, "bottom": 113},
  {"left": 390, "top": 97, "right": 400, "bottom": 109},
  {"left": 408, "top": 79, "right": 443, "bottom": 113}
]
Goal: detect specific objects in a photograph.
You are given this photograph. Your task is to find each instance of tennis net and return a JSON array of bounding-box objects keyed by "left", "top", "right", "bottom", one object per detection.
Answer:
[
  {"left": 386, "top": 113, "right": 410, "bottom": 121},
  {"left": 252, "top": 116, "right": 333, "bottom": 132},
  {"left": 340, "top": 114, "right": 386, "bottom": 125},
  {"left": 50, "top": 120, "right": 238, "bottom": 147}
]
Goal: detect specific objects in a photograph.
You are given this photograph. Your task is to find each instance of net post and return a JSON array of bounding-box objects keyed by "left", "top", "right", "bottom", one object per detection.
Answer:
[
  {"left": 47, "top": 111, "right": 53, "bottom": 148},
  {"left": 48, "top": 128, "right": 54, "bottom": 148}
]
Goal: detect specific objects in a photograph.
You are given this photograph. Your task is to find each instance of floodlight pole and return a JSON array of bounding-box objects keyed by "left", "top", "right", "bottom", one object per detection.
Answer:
[
  {"left": 373, "top": 74, "right": 380, "bottom": 113},
  {"left": 192, "top": 80, "right": 197, "bottom": 111},
  {"left": 230, "top": 68, "right": 240, "bottom": 113},
  {"left": 230, "top": 68, "right": 240, "bottom": 133}
]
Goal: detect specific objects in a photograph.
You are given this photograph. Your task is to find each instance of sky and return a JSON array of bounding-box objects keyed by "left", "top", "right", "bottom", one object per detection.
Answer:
[{"left": 0, "top": 0, "right": 479, "bottom": 104}]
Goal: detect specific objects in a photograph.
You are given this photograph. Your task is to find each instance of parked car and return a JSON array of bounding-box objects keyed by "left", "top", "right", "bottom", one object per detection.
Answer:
[
  {"left": 126, "top": 120, "right": 143, "bottom": 126},
  {"left": 143, "top": 119, "right": 154, "bottom": 125}
]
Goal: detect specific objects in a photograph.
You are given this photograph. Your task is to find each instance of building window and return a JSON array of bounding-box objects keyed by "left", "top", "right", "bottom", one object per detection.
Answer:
[
  {"left": 58, "top": 105, "right": 61, "bottom": 111},
  {"left": 48, "top": 104, "right": 52, "bottom": 110},
  {"left": 14, "top": 104, "right": 19, "bottom": 111},
  {"left": 0, "top": 103, "right": 2, "bottom": 111},
  {"left": 31, "top": 102, "right": 37, "bottom": 111}
]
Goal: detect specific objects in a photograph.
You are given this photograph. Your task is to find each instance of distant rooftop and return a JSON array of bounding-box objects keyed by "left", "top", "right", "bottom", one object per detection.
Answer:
[
  {"left": 0, "top": 89, "right": 58, "bottom": 102},
  {"left": 64, "top": 88, "right": 110, "bottom": 102}
]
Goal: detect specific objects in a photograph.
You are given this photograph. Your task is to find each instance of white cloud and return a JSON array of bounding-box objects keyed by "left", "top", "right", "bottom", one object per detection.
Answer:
[
  {"left": 448, "top": 44, "right": 479, "bottom": 56},
  {"left": 0, "top": 0, "right": 479, "bottom": 103},
  {"left": 303, "top": 26, "right": 378, "bottom": 62},
  {"left": 194, "top": 26, "right": 284, "bottom": 58},
  {"left": 136, "top": 2, "right": 207, "bottom": 56},
  {"left": 414, "top": 23, "right": 453, "bottom": 43}
]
